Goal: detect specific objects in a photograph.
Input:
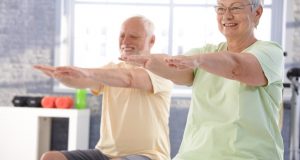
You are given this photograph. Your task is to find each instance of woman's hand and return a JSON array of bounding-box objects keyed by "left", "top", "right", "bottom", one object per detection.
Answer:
[
  {"left": 119, "top": 54, "right": 150, "bottom": 67},
  {"left": 165, "top": 55, "right": 199, "bottom": 70}
]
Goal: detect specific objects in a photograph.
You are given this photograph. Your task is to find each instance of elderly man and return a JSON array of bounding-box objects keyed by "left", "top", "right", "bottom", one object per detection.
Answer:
[{"left": 35, "top": 16, "right": 172, "bottom": 160}]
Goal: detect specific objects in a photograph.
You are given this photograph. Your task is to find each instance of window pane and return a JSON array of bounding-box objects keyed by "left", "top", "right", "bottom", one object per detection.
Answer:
[
  {"left": 174, "top": 0, "right": 216, "bottom": 5},
  {"left": 75, "top": 0, "right": 170, "bottom": 4},
  {"left": 264, "top": 0, "right": 272, "bottom": 5},
  {"left": 172, "top": 7, "right": 224, "bottom": 55},
  {"left": 73, "top": 4, "right": 169, "bottom": 67},
  {"left": 254, "top": 8, "right": 271, "bottom": 41},
  {"left": 174, "top": 0, "right": 271, "bottom": 5}
]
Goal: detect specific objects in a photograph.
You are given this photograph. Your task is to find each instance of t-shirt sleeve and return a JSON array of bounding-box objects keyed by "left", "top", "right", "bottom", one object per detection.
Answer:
[
  {"left": 89, "top": 62, "right": 116, "bottom": 95},
  {"left": 145, "top": 70, "right": 173, "bottom": 94},
  {"left": 246, "top": 41, "right": 284, "bottom": 85},
  {"left": 184, "top": 43, "right": 227, "bottom": 75}
]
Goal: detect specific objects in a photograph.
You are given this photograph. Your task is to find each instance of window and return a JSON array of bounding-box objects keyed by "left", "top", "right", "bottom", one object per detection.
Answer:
[{"left": 55, "top": 0, "right": 283, "bottom": 96}]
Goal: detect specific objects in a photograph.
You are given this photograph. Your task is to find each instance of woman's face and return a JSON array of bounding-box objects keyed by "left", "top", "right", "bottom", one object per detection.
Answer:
[{"left": 216, "top": 0, "right": 262, "bottom": 40}]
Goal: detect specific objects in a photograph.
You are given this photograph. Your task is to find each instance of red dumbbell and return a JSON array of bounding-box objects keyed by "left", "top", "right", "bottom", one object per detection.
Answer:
[
  {"left": 55, "top": 96, "right": 74, "bottom": 109},
  {"left": 41, "top": 96, "right": 57, "bottom": 108}
]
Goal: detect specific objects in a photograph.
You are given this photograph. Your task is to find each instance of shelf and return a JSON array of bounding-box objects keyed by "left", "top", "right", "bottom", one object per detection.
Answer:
[{"left": 0, "top": 106, "right": 90, "bottom": 160}]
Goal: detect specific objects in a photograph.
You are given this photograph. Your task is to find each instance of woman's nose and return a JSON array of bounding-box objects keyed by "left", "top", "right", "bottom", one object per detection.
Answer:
[{"left": 222, "top": 10, "right": 234, "bottom": 19}]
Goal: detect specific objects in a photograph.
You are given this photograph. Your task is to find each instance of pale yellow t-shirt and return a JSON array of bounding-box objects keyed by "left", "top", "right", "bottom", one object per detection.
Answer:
[
  {"left": 173, "top": 41, "right": 284, "bottom": 160},
  {"left": 94, "top": 62, "right": 173, "bottom": 160}
]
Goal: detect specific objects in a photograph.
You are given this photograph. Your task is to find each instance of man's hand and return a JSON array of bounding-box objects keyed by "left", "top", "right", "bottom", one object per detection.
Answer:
[
  {"left": 33, "top": 65, "right": 97, "bottom": 89},
  {"left": 33, "top": 65, "right": 56, "bottom": 78},
  {"left": 54, "top": 66, "right": 95, "bottom": 89}
]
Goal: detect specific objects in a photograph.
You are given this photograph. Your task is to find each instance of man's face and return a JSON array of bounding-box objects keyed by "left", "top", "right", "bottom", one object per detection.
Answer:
[{"left": 119, "top": 18, "right": 154, "bottom": 56}]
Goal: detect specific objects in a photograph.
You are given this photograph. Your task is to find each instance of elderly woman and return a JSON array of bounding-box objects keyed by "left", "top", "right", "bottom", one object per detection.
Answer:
[{"left": 121, "top": 0, "right": 284, "bottom": 159}]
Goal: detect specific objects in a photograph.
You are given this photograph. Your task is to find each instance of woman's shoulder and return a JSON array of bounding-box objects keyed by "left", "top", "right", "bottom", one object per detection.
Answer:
[
  {"left": 247, "top": 40, "right": 284, "bottom": 58},
  {"left": 253, "top": 40, "right": 282, "bottom": 49},
  {"left": 185, "top": 42, "right": 227, "bottom": 55}
]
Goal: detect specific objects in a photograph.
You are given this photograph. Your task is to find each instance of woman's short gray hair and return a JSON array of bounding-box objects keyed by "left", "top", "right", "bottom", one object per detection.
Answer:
[
  {"left": 249, "top": 0, "right": 264, "bottom": 9},
  {"left": 248, "top": 0, "right": 263, "bottom": 28}
]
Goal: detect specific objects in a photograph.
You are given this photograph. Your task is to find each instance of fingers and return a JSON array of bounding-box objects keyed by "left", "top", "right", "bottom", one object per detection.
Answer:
[
  {"left": 33, "top": 65, "right": 56, "bottom": 77},
  {"left": 120, "top": 55, "right": 149, "bottom": 66},
  {"left": 34, "top": 65, "right": 81, "bottom": 79},
  {"left": 55, "top": 67, "right": 74, "bottom": 75},
  {"left": 164, "top": 56, "right": 193, "bottom": 70},
  {"left": 120, "top": 54, "right": 192, "bottom": 70},
  {"left": 165, "top": 57, "right": 182, "bottom": 67},
  {"left": 55, "top": 66, "right": 88, "bottom": 79},
  {"left": 33, "top": 65, "right": 56, "bottom": 72}
]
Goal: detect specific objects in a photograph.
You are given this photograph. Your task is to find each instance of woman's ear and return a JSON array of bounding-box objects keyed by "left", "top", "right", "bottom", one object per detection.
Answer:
[{"left": 254, "top": 5, "right": 263, "bottom": 28}]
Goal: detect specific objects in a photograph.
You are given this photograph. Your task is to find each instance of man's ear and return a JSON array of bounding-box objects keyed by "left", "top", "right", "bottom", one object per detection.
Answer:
[{"left": 150, "top": 35, "right": 155, "bottom": 48}]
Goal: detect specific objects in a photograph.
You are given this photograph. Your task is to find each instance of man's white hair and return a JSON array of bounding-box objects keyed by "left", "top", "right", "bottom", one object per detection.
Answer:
[{"left": 128, "top": 15, "right": 155, "bottom": 37}]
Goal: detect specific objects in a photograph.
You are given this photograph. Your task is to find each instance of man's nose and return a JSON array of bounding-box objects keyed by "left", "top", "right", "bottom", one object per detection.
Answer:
[{"left": 122, "top": 36, "right": 131, "bottom": 44}]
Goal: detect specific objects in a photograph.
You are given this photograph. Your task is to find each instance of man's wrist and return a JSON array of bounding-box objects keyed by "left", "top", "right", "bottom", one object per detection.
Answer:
[
  {"left": 90, "top": 88, "right": 101, "bottom": 96},
  {"left": 90, "top": 83, "right": 102, "bottom": 96}
]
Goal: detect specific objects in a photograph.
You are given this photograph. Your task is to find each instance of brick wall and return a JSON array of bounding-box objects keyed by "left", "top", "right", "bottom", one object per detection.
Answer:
[
  {"left": 0, "top": 0, "right": 105, "bottom": 150},
  {"left": 285, "top": 0, "right": 300, "bottom": 62},
  {"left": 0, "top": 0, "right": 54, "bottom": 104},
  {"left": 294, "top": 0, "right": 300, "bottom": 55}
]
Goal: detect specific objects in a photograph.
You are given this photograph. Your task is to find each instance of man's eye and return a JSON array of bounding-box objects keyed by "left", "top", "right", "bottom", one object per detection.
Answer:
[
  {"left": 231, "top": 7, "right": 242, "bottom": 11},
  {"left": 217, "top": 7, "right": 226, "bottom": 12},
  {"left": 130, "top": 36, "right": 139, "bottom": 39}
]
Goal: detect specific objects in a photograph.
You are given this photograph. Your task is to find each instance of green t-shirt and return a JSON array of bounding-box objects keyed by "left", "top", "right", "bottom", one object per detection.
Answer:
[{"left": 173, "top": 41, "right": 284, "bottom": 160}]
